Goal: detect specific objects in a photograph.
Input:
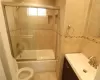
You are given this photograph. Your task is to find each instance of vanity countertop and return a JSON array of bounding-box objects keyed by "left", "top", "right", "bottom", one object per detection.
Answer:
[{"left": 65, "top": 53, "right": 97, "bottom": 80}]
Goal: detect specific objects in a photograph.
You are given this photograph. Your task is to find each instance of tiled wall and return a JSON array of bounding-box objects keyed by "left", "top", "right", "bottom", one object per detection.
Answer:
[
  {"left": 84, "top": 0, "right": 100, "bottom": 37},
  {"left": 81, "top": 0, "right": 100, "bottom": 63},
  {"left": 5, "top": 6, "right": 19, "bottom": 57},
  {"left": 61, "top": 0, "right": 91, "bottom": 53},
  {"left": 16, "top": 8, "right": 57, "bottom": 51},
  {"left": 81, "top": 39, "right": 100, "bottom": 63},
  {"left": 10, "top": 30, "right": 56, "bottom": 50},
  {"left": 6, "top": 2, "right": 58, "bottom": 57},
  {"left": 56, "top": 0, "right": 100, "bottom": 79},
  {"left": 55, "top": 0, "right": 91, "bottom": 80}
]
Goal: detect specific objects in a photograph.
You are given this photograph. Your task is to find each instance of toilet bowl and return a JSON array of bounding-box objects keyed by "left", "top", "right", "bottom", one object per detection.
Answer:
[
  {"left": 18, "top": 67, "right": 34, "bottom": 80},
  {"left": 13, "top": 58, "right": 34, "bottom": 80}
]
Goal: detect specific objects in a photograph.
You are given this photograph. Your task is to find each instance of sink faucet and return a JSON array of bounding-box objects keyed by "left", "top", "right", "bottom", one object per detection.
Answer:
[{"left": 88, "top": 56, "right": 98, "bottom": 69}]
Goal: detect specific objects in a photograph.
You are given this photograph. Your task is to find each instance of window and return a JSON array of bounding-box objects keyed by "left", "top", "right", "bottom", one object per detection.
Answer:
[
  {"left": 27, "top": 8, "right": 46, "bottom": 16},
  {"left": 37, "top": 8, "right": 46, "bottom": 16},
  {"left": 27, "top": 8, "right": 37, "bottom": 16}
]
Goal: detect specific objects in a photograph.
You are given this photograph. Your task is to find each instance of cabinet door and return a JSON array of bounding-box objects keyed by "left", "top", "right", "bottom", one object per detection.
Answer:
[
  {"left": 62, "top": 58, "right": 71, "bottom": 80},
  {"left": 65, "top": 59, "right": 79, "bottom": 80},
  {"left": 62, "top": 58, "right": 79, "bottom": 80}
]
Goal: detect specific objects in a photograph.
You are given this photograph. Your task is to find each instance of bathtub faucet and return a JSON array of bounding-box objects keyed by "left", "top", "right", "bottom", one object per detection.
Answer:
[{"left": 16, "top": 43, "right": 24, "bottom": 54}]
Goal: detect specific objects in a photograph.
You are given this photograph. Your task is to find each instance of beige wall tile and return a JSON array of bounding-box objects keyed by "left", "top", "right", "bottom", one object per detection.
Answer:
[
  {"left": 84, "top": 0, "right": 100, "bottom": 37},
  {"left": 56, "top": 0, "right": 91, "bottom": 80},
  {"left": 6, "top": 4, "right": 58, "bottom": 57},
  {"left": 81, "top": 39, "right": 100, "bottom": 63},
  {"left": 82, "top": 0, "right": 100, "bottom": 63}
]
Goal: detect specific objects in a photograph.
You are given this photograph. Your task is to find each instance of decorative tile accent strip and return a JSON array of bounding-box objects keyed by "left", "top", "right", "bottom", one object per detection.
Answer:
[
  {"left": 53, "top": 30, "right": 100, "bottom": 44},
  {"left": 10, "top": 29, "right": 100, "bottom": 44},
  {"left": 65, "top": 36, "right": 100, "bottom": 44}
]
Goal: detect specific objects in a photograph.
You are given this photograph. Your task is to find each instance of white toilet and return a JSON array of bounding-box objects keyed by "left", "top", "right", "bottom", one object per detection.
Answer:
[{"left": 13, "top": 58, "right": 34, "bottom": 80}]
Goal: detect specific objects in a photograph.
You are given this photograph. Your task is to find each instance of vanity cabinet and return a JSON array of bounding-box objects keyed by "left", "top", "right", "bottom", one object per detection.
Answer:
[{"left": 62, "top": 57, "right": 79, "bottom": 80}]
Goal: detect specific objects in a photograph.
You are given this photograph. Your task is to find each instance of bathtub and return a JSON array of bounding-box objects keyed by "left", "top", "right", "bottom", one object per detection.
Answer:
[
  {"left": 17, "top": 60, "right": 57, "bottom": 72},
  {"left": 16, "top": 49, "right": 56, "bottom": 72},
  {"left": 16, "top": 49, "right": 55, "bottom": 61}
]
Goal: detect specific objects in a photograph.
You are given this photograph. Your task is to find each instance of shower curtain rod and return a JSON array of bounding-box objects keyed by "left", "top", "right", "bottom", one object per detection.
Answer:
[{"left": 2, "top": 2, "right": 60, "bottom": 10}]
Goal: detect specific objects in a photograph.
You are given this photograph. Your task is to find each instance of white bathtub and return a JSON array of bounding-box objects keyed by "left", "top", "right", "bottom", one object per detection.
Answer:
[
  {"left": 16, "top": 49, "right": 55, "bottom": 60},
  {"left": 17, "top": 60, "right": 57, "bottom": 72},
  {"left": 16, "top": 50, "right": 56, "bottom": 72}
]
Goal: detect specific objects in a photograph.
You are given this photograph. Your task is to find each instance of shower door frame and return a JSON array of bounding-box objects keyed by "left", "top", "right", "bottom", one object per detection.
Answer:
[{"left": 1, "top": 2, "right": 60, "bottom": 60}]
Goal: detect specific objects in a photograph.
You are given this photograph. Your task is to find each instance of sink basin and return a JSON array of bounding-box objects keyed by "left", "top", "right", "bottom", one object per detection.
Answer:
[{"left": 65, "top": 53, "right": 97, "bottom": 80}]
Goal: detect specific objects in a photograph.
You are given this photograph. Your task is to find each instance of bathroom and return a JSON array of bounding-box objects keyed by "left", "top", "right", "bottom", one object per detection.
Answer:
[{"left": 0, "top": 0, "right": 100, "bottom": 80}]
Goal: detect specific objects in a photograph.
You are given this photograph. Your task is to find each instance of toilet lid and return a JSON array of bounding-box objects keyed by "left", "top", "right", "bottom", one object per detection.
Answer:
[{"left": 18, "top": 67, "right": 34, "bottom": 80}]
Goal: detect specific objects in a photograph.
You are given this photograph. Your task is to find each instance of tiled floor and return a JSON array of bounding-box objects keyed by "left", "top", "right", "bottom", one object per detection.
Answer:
[{"left": 34, "top": 72, "right": 57, "bottom": 80}]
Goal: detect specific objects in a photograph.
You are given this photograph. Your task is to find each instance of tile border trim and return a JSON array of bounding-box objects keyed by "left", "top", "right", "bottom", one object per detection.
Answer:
[{"left": 65, "top": 36, "right": 100, "bottom": 44}]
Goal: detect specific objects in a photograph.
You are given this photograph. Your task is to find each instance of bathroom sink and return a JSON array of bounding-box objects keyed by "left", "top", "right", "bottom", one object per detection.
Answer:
[{"left": 65, "top": 53, "right": 97, "bottom": 80}]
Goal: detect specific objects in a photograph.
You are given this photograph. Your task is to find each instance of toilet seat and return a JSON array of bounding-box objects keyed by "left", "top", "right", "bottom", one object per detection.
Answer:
[{"left": 17, "top": 67, "right": 34, "bottom": 80}]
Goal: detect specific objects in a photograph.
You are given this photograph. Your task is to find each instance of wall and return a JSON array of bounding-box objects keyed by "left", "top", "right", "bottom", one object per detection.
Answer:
[
  {"left": 81, "top": 0, "right": 100, "bottom": 63},
  {"left": 16, "top": 8, "right": 56, "bottom": 50},
  {"left": 62, "top": 0, "right": 91, "bottom": 53},
  {"left": 81, "top": 39, "right": 100, "bottom": 62},
  {"left": 84, "top": 0, "right": 100, "bottom": 37},
  {"left": 0, "top": 0, "right": 56, "bottom": 79},
  {"left": 56, "top": 0, "right": 91, "bottom": 80},
  {"left": 55, "top": 0, "right": 66, "bottom": 80},
  {"left": 4, "top": 0, "right": 57, "bottom": 57},
  {"left": 56, "top": 0, "right": 100, "bottom": 80},
  {"left": 0, "top": 0, "right": 17, "bottom": 80},
  {"left": 7, "top": 6, "right": 57, "bottom": 57},
  {"left": 94, "top": 65, "right": 100, "bottom": 80},
  {"left": 0, "top": 58, "right": 6, "bottom": 80},
  {"left": 0, "top": 33, "right": 13, "bottom": 80},
  {"left": 5, "top": 6, "right": 18, "bottom": 57}
]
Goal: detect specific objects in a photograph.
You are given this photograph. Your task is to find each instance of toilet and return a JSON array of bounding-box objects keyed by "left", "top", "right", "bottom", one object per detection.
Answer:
[{"left": 13, "top": 58, "right": 34, "bottom": 80}]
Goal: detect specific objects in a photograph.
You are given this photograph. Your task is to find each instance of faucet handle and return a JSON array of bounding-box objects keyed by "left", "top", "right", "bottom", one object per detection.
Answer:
[
  {"left": 88, "top": 56, "right": 99, "bottom": 69},
  {"left": 93, "top": 61, "right": 99, "bottom": 69},
  {"left": 88, "top": 56, "right": 95, "bottom": 60},
  {"left": 88, "top": 56, "right": 94, "bottom": 63}
]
